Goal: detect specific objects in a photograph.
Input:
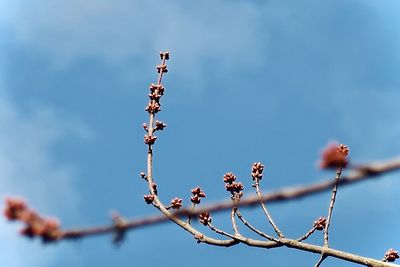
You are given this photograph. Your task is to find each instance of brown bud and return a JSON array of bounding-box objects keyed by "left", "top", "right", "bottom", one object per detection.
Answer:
[
  {"left": 223, "top": 172, "right": 236, "bottom": 184},
  {"left": 4, "top": 197, "right": 27, "bottom": 220},
  {"left": 41, "top": 218, "right": 61, "bottom": 242},
  {"left": 199, "top": 212, "right": 212, "bottom": 226},
  {"left": 320, "top": 142, "right": 350, "bottom": 169},
  {"left": 160, "top": 51, "right": 170, "bottom": 60},
  {"left": 384, "top": 249, "right": 399, "bottom": 262},
  {"left": 143, "top": 194, "right": 155, "bottom": 204},
  {"left": 156, "top": 64, "right": 168, "bottom": 73},
  {"left": 155, "top": 120, "right": 167, "bottom": 131},
  {"left": 145, "top": 101, "right": 161, "bottom": 114},
  {"left": 190, "top": 196, "right": 201, "bottom": 204},
  {"left": 337, "top": 144, "right": 349, "bottom": 156},
  {"left": 313, "top": 217, "right": 327, "bottom": 231},
  {"left": 194, "top": 233, "right": 203, "bottom": 243},
  {"left": 170, "top": 198, "right": 182, "bottom": 209},
  {"left": 251, "top": 162, "right": 265, "bottom": 180},
  {"left": 157, "top": 85, "right": 165, "bottom": 95},
  {"left": 225, "top": 182, "right": 244, "bottom": 193},
  {"left": 144, "top": 135, "right": 157, "bottom": 145},
  {"left": 191, "top": 187, "right": 206, "bottom": 198},
  {"left": 151, "top": 183, "right": 158, "bottom": 194},
  {"left": 149, "top": 83, "right": 159, "bottom": 92},
  {"left": 20, "top": 225, "right": 36, "bottom": 238},
  {"left": 18, "top": 209, "right": 40, "bottom": 225},
  {"left": 149, "top": 92, "right": 161, "bottom": 102}
]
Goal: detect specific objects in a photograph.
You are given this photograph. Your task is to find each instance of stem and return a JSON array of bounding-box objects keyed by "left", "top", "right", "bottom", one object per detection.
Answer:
[
  {"left": 208, "top": 223, "right": 237, "bottom": 240},
  {"left": 315, "top": 166, "right": 343, "bottom": 266},
  {"left": 187, "top": 203, "right": 196, "bottom": 224},
  {"left": 236, "top": 209, "right": 280, "bottom": 242},
  {"left": 324, "top": 167, "right": 343, "bottom": 247},
  {"left": 231, "top": 196, "right": 240, "bottom": 236},
  {"left": 254, "top": 179, "right": 285, "bottom": 238},
  {"left": 297, "top": 226, "right": 317, "bottom": 242}
]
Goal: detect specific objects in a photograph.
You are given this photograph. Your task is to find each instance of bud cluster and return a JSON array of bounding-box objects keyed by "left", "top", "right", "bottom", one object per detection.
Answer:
[
  {"left": 190, "top": 187, "right": 206, "bottom": 204},
  {"left": 145, "top": 100, "right": 161, "bottom": 114},
  {"left": 144, "top": 135, "right": 157, "bottom": 145},
  {"left": 155, "top": 120, "right": 167, "bottom": 131},
  {"left": 143, "top": 194, "right": 155, "bottom": 204},
  {"left": 169, "top": 197, "right": 183, "bottom": 210},
  {"left": 313, "top": 217, "right": 327, "bottom": 231},
  {"left": 223, "top": 172, "right": 244, "bottom": 198},
  {"left": 384, "top": 248, "right": 399, "bottom": 262},
  {"left": 320, "top": 142, "right": 350, "bottom": 169},
  {"left": 251, "top": 162, "right": 265, "bottom": 181},
  {"left": 4, "top": 197, "right": 61, "bottom": 243},
  {"left": 223, "top": 172, "right": 236, "bottom": 184},
  {"left": 199, "top": 212, "right": 212, "bottom": 226}
]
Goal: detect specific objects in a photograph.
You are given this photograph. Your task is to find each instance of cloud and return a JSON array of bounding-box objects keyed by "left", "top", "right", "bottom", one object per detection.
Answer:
[
  {"left": 0, "top": 0, "right": 267, "bottom": 70},
  {"left": 0, "top": 87, "right": 91, "bottom": 267},
  {"left": 3, "top": 0, "right": 398, "bottom": 93}
]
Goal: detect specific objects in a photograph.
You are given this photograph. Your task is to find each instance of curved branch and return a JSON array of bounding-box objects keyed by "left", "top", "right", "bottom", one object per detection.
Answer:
[{"left": 62, "top": 157, "right": 400, "bottom": 240}]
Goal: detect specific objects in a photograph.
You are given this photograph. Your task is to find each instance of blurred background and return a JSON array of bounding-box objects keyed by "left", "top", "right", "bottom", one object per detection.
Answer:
[{"left": 0, "top": 1, "right": 399, "bottom": 266}]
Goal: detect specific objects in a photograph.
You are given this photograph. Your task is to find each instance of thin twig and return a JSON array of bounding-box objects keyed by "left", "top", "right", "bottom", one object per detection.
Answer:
[
  {"left": 315, "top": 166, "right": 343, "bottom": 266},
  {"left": 236, "top": 209, "right": 279, "bottom": 242},
  {"left": 324, "top": 167, "right": 343, "bottom": 247},
  {"left": 187, "top": 203, "right": 196, "bottom": 225},
  {"left": 254, "top": 179, "right": 285, "bottom": 238},
  {"left": 208, "top": 223, "right": 237, "bottom": 240},
  {"left": 231, "top": 196, "right": 240, "bottom": 236},
  {"left": 315, "top": 253, "right": 328, "bottom": 267},
  {"left": 297, "top": 226, "right": 317, "bottom": 242}
]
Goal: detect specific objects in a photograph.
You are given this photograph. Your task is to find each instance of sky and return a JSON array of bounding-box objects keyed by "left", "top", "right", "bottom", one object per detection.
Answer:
[{"left": 0, "top": 1, "right": 400, "bottom": 266}]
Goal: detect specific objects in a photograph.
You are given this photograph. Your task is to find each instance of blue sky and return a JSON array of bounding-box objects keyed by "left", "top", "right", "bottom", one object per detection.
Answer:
[{"left": 1, "top": 1, "right": 399, "bottom": 266}]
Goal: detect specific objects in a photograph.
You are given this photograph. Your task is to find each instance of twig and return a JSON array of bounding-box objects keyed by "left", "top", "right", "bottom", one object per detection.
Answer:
[
  {"left": 208, "top": 223, "right": 237, "bottom": 240},
  {"left": 254, "top": 179, "right": 284, "bottom": 238},
  {"left": 187, "top": 203, "right": 195, "bottom": 224},
  {"left": 230, "top": 195, "right": 241, "bottom": 236},
  {"left": 324, "top": 167, "right": 343, "bottom": 247},
  {"left": 236, "top": 209, "right": 279, "bottom": 242},
  {"left": 315, "top": 253, "right": 328, "bottom": 267},
  {"left": 297, "top": 226, "right": 317, "bottom": 242}
]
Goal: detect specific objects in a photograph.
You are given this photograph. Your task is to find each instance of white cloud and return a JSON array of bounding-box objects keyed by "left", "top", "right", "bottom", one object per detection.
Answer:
[
  {"left": 0, "top": 87, "right": 91, "bottom": 267},
  {"left": 0, "top": 1, "right": 269, "bottom": 75}
]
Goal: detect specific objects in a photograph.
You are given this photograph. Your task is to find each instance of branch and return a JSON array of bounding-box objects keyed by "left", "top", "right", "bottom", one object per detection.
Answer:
[
  {"left": 61, "top": 157, "right": 400, "bottom": 240},
  {"left": 5, "top": 53, "right": 400, "bottom": 267}
]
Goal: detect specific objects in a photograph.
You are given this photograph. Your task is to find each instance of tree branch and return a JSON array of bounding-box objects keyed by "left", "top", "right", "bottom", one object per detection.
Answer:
[
  {"left": 6, "top": 53, "right": 400, "bottom": 267},
  {"left": 61, "top": 157, "right": 400, "bottom": 240}
]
